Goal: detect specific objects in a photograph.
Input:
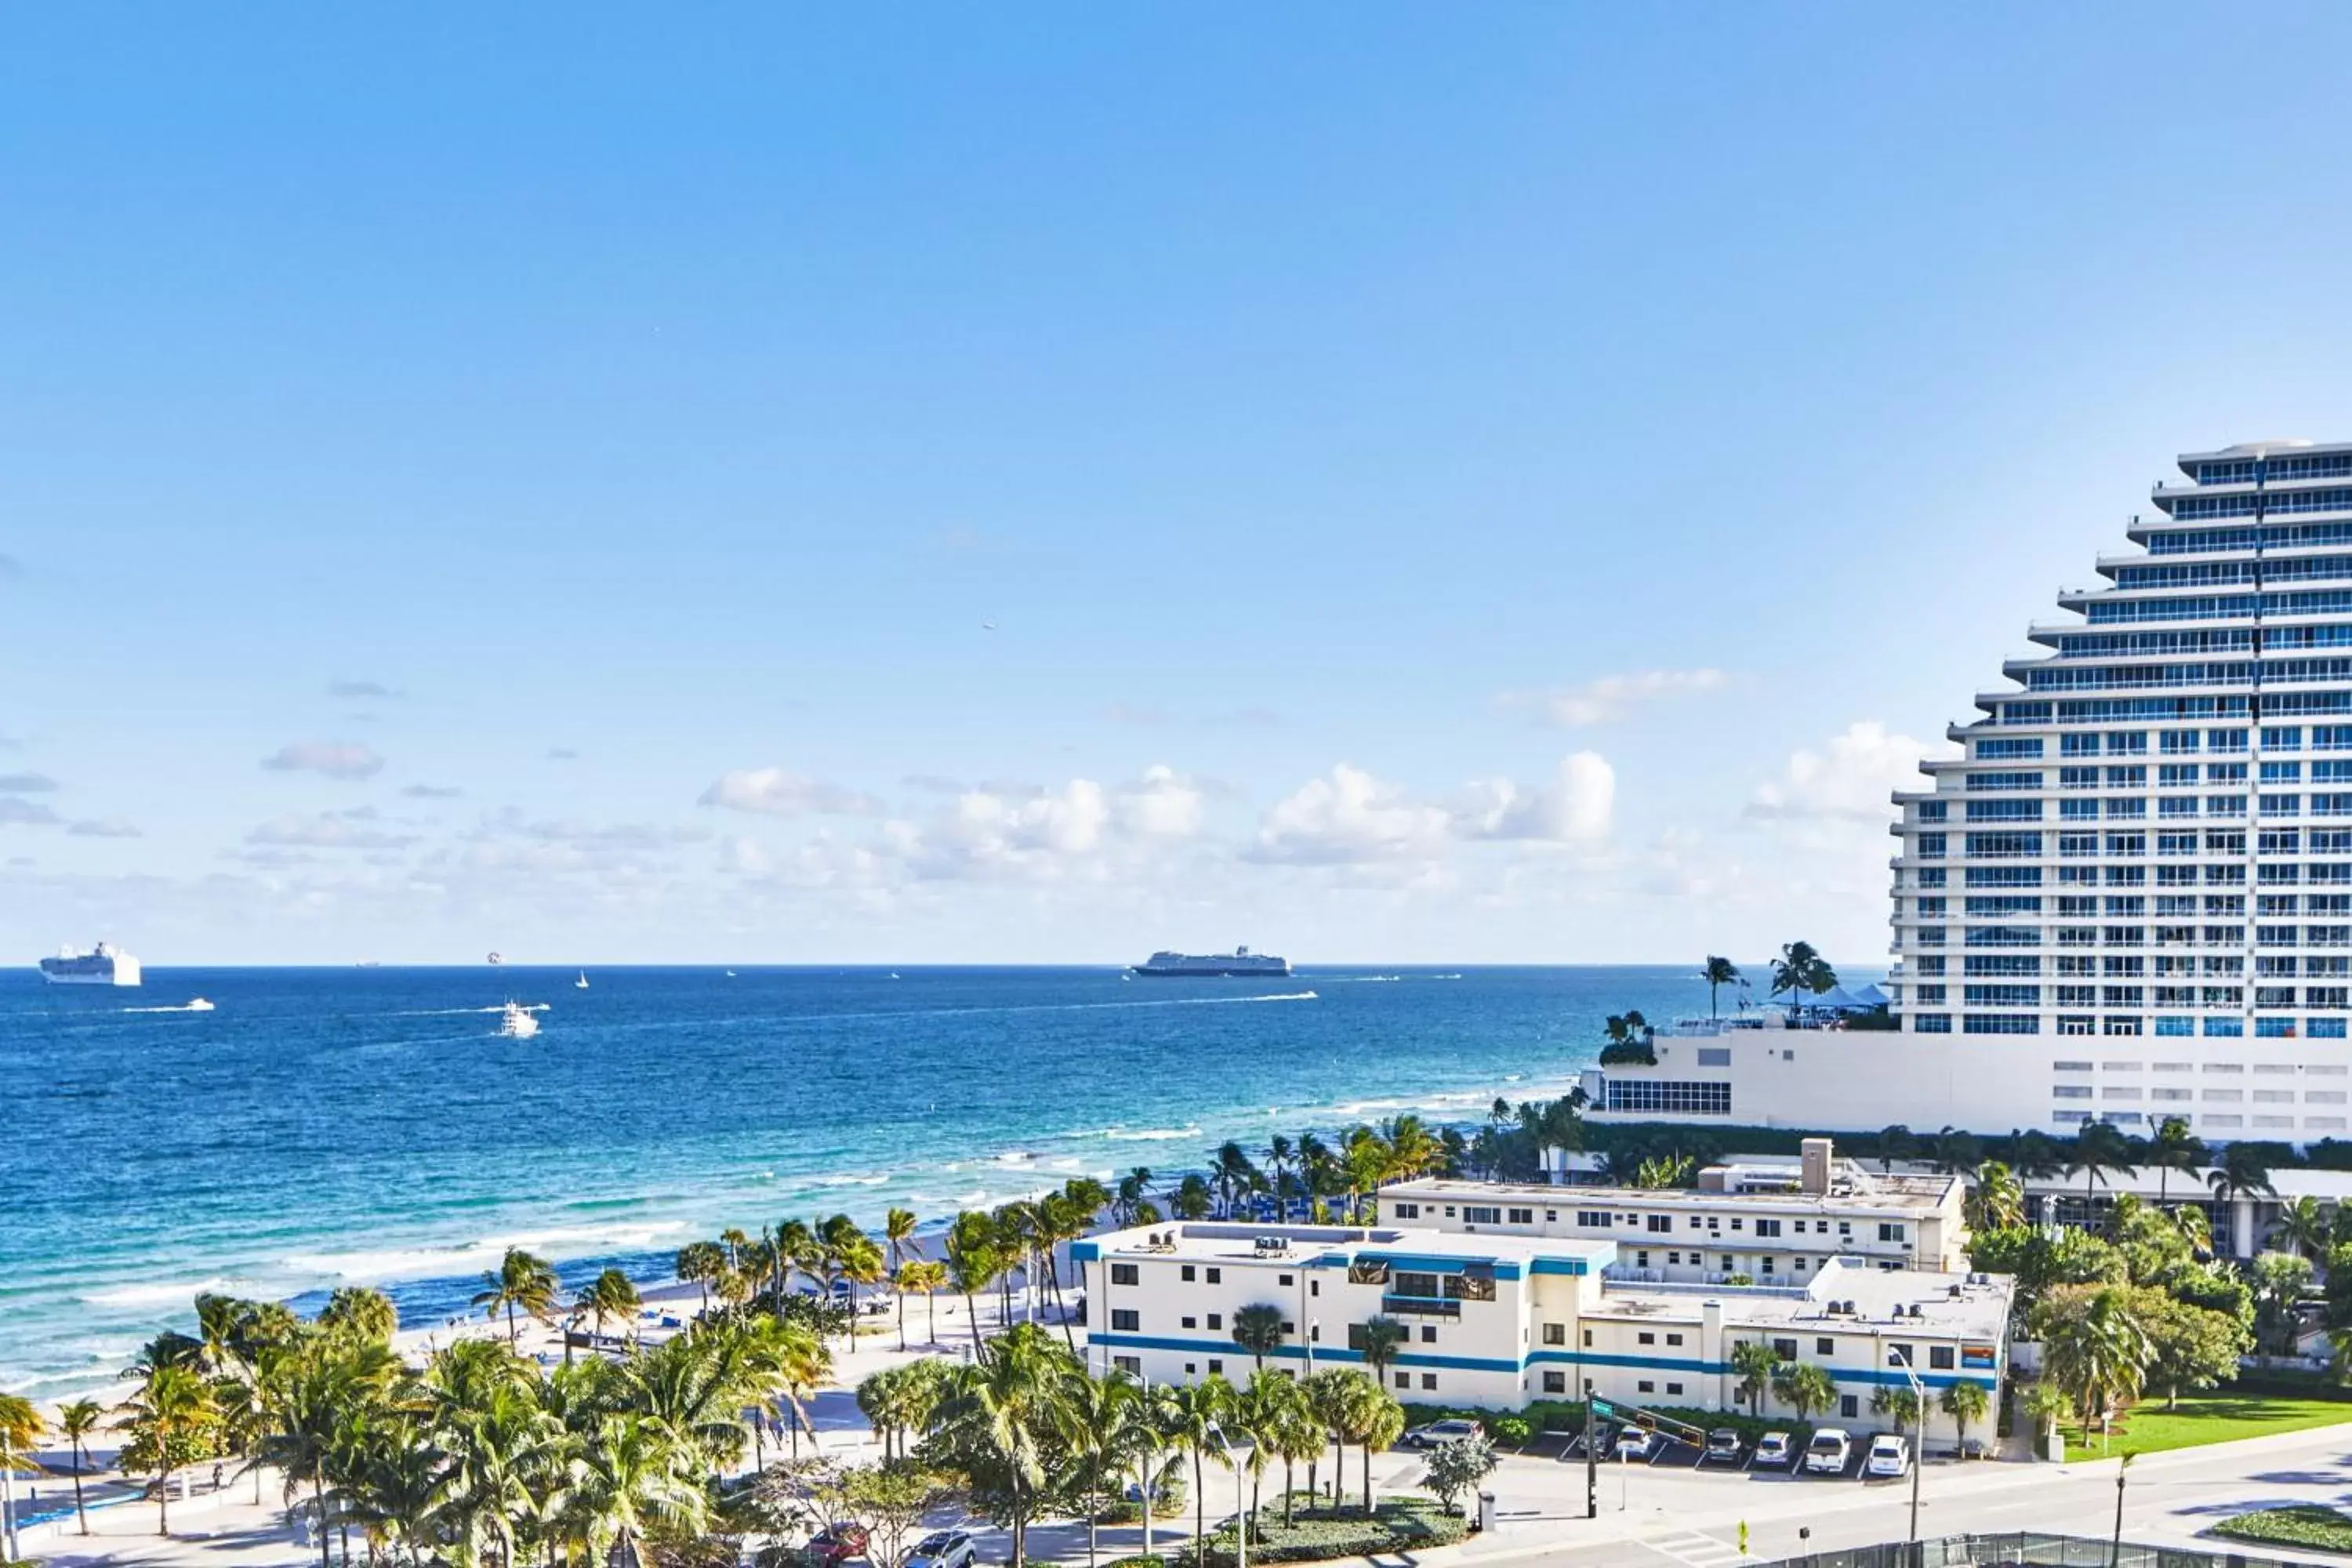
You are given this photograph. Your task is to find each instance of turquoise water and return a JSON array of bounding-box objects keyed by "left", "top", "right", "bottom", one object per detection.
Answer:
[{"left": 0, "top": 963, "right": 1729, "bottom": 1399}]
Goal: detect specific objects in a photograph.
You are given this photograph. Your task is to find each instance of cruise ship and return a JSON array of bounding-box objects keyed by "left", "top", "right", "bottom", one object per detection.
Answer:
[
  {"left": 39, "top": 942, "right": 143, "bottom": 986},
  {"left": 1132, "top": 946, "right": 1291, "bottom": 978},
  {"left": 1584, "top": 439, "right": 2352, "bottom": 1141}
]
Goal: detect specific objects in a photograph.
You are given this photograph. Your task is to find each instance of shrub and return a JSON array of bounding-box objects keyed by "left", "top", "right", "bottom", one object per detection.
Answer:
[
  {"left": 1105, "top": 1559, "right": 1170, "bottom": 1568},
  {"left": 2213, "top": 1505, "right": 2352, "bottom": 1553},
  {"left": 1489, "top": 1414, "right": 1531, "bottom": 1448},
  {"left": 1178, "top": 1500, "right": 1467, "bottom": 1567}
]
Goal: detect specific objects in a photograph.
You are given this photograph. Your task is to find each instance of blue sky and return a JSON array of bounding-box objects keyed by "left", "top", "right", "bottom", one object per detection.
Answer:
[{"left": 7, "top": 5, "right": 2352, "bottom": 964}]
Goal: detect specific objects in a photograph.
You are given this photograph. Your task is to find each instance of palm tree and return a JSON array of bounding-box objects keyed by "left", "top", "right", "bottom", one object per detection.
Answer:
[
  {"left": 1171, "top": 1174, "right": 1215, "bottom": 1221},
  {"left": 674, "top": 1241, "right": 728, "bottom": 1312},
  {"left": 2270, "top": 1196, "right": 2334, "bottom": 1260},
  {"left": 897, "top": 1258, "right": 949, "bottom": 1350},
  {"left": 1967, "top": 1162, "right": 2027, "bottom": 1232},
  {"left": 837, "top": 1233, "right": 887, "bottom": 1351},
  {"left": 2174, "top": 1203, "right": 2215, "bottom": 1258},
  {"left": 934, "top": 1323, "right": 1076, "bottom": 1568},
  {"left": 1116, "top": 1167, "right": 1155, "bottom": 1225},
  {"left": 254, "top": 1339, "right": 397, "bottom": 1568},
  {"left": 575, "top": 1267, "right": 643, "bottom": 1346},
  {"left": 1770, "top": 1362, "right": 1838, "bottom": 1426},
  {"left": 1056, "top": 1366, "right": 1151, "bottom": 1568},
  {"left": 471, "top": 1247, "right": 560, "bottom": 1348},
  {"left": 1940, "top": 1380, "right": 1989, "bottom": 1457},
  {"left": 1877, "top": 1125, "right": 1918, "bottom": 1173},
  {"left": 319, "top": 1287, "right": 398, "bottom": 1345},
  {"left": 2066, "top": 1120, "right": 2139, "bottom": 1210},
  {"left": 2009, "top": 1128, "right": 2068, "bottom": 1184},
  {"left": 574, "top": 1410, "right": 708, "bottom": 1567},
  {"left": 57, "top": 1397, "right": 103, "bottom": 1534},
  {"left": 1701, "top": 956, "right": 1740, "bottom": 1018},
  {"left": 1213, "top": 1142, "right": 1263, "bottom": 1219},
  {"left": 1158, "top": 1375, "right": 1232, "bottom": 1551},
  {"left": 2044, "top": 1287, "right": 2154, "bottom": 1441},
  {"left": 1348, "top": 1391, "right": 1406, "bottom": 1513},
  {"left": 2, "top": 1392, "right": 45, "bottom": 1561},
  {"left": 115, "top": 1362, "right": 218, "bottom": 1536},
  {"left": 886, "top": 1207, "right": 921, "bottom": 1273},
  {"left": 1354, "top": 1316, "right": 1408, "bottom": 1393},
  {"left": 1729, "top": 1341, "right": 1780, "bottom": 1419},
  {"left": 1769, "top": 940, "right": 1837, "bottom": 1014},
  {"left": 1931, "top": 1126, "right": 1984, "bottom": 1177},
  {"left": 2147, "top": 1116, "right": 2206, "bottom": 1207},
  {"left": 1231, "top": 1304, "right": 1287, "bottom": 1372},
  {"left": 945, "top": 1210, "right": 1009, "bottom": 1356},
  {"left": 2209, "top": 1142, "right": 2278, "bottom": 1210},
  {"left": 1264, "top": 1136, "right": 1298, "bottom": 1222},
  {"left": 1870, "top": 1384, "right": 1921, "bottom": 1435}
]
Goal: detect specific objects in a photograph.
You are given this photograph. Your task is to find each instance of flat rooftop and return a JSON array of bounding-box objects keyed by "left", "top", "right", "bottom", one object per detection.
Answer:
[
  {"left": 1589, "top": 1258, "right": 2014, "bottom": 1341},
  {"left": 1080, "top": 1220, "right": 1617, "bottom": 1269},
  {"left": 1391, "top": 1169, "right": 1958, "bottom": 1215}
]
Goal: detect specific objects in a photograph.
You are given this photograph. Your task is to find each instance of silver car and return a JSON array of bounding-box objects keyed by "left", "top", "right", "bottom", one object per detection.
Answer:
[{"left": 905, "top": 1531, "right": 977, "bottom": 1568}]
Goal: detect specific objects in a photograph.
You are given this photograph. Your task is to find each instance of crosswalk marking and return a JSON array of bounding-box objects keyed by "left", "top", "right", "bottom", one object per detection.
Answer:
[{"left": 1643, "top": 1527, "right": 1747, "bottom": 1568}]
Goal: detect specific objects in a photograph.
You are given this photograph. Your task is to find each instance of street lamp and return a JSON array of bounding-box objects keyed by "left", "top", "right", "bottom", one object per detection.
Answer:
[
  {"left": 1210, "top": 1423, "right": 1255, "bottom": 1568},
  {"left": 1888, "top": 1348, "right": 1923, "bottom": 1544}
]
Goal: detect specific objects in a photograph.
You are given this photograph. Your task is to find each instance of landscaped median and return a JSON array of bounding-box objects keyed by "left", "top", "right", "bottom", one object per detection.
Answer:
[
  {"left": 2212, "top": 1504, "right": 2352, "bottom": 1555},
  {"left": 1103, "top": 1497, "right": 1468, "bottom": 1568}
]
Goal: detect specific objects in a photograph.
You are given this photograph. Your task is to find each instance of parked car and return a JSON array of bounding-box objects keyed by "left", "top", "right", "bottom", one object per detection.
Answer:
[
  {"left": 1614, "top": 1427, "right": 1662, "bottom": 1463},
  {"left": 1865, "top": 1434, "right": 1911, "bottom": 1479},
  {"left": 1753, "top": 1432, "right": 1794, "bottom": 1469},
  {"left": 904, "top": 1531, "right": 977, "bottom": 1568},
  {"left": 1803, "top": 1428, "right": 1853, "bottom": 1476},
  {"left": 1700, "top": 1429, "right": 1744, "bottom": 1466},
  {"left": 1403, "top": 1417, "right": 1484, "bottom": 1450},
  {"left": 806, "top": 1526, "right": 871, "bottom": 1566}
]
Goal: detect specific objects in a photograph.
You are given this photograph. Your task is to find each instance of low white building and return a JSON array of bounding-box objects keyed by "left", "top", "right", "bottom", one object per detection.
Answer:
[
  {"left": 1381, "top": 1138, "right": 1967, "bottom": 1285},
  {"left": 1074, "top": 1218, "right": 2012, "bottom": 1446}
]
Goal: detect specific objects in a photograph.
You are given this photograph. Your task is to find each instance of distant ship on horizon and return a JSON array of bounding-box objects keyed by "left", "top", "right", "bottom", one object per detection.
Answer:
[
  {"left": 39, "top": 942, "right": 143, "bottom": 986},
  {"left": 1131, "top": 946, "right": 1290, "bottom": 978}
]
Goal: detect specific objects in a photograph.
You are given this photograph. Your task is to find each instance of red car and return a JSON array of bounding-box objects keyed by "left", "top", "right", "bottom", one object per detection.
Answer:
[{"left": 807, "top": 1526, "right": 871, "bottom": 1566}]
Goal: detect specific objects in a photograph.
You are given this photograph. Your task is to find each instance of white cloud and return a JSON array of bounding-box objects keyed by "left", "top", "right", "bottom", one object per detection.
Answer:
[
  {"left": 327, "top": 679, "right": 399, "bottom": 699},
  {"left": 262, "top": 742, "right": 385, "bottom": 781},
  {"left": 699, "top": 768, "right": 884, "bottom": 818},
  {"left": 67, "top": 817, "right": 142, "bottom": 838},
  {"left": 1253, "top": 754, "right": 1618, "bottom": 866},
  {"left": 0, "top": 797, "right": 60, "bottom": 827},
  {"left": 1748, "top": 720, "right": 1939, "bottom": 822},
  {"left": 0, "top": 772, "right": 57, "bottom": 793},
  {"left": 1116, "top": 765, "right": 1205, "bottom": 838},
  {"left": 1456, "top": 751, "right": 1616, "bottom": 842},
  {"left": 401, "top": 784, "right": 463, "bottom": 800},
  {"left": 1505, "top": 668, "right": 1730, "bottom": 726},
  {"left": 547, "top": 747, "right": 580, "bottom": 761},
  {"left": 247, "top": 812, "right": 420, "bottom": 850},
  {"left": 1250, "top": 764, "right": 1455, "bottom": 866}
]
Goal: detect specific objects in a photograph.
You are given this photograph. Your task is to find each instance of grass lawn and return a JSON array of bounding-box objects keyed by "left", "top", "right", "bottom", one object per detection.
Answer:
[
  {"left": 2060, "top": 1396, "right": 2352, "bottom": 1460},
  {"left": 2212, "top": 1504, "right": 2352, "bottom": 1554}
]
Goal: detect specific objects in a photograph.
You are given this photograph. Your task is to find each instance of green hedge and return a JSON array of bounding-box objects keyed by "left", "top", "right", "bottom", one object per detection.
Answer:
[
  {"left": 2212, "top": 1505, "right": 2352, "bottom": 1552},
  {"left": 1104, "top": 1559, "right": 1168, "bottom": 1568},
  {"left": 1175, "top": 1500, "right": 1467, "bottom": 1568}
]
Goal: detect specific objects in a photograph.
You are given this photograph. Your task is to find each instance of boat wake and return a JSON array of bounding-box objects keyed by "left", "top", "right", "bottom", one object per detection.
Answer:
[{"left": 122, "top": 1000, "right": 216, "bottom": 1014}]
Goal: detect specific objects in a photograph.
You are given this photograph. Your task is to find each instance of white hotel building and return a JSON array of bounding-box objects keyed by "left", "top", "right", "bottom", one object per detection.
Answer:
[
  {"left": 1588, "top": 440, "right": 2352, "bottom": 1139},
  {"left": 1074, "top": 1218, "right": 2011, "bottom": 1445}
]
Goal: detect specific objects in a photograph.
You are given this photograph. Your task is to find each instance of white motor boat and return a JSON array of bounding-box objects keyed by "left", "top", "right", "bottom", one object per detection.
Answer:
[{"left": 499, "top": 1001, "right": 540, "bottom": 1039}]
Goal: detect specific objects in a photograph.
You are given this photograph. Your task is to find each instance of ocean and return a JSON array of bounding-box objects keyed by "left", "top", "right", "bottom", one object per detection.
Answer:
[{"left": 0, "top": 963, "right": 1752, "bottom": 1400}]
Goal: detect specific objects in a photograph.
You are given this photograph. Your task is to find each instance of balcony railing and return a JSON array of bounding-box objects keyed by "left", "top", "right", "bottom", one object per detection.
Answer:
[{"left": 1379, "top": 1294, "right": 1461, "bottom": 1319}]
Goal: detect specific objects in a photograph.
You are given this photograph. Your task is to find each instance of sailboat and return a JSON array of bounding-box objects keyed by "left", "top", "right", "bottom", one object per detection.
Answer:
[{"left": 575, "top": 971, "right": 590, "bottom": 989}]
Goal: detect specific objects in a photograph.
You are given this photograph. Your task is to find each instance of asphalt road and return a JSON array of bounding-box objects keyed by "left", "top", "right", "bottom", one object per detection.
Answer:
[{"left": 1459, "top": 1420, "right": 2352, "bottom": 1567}]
